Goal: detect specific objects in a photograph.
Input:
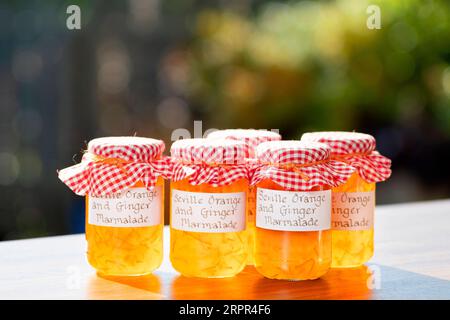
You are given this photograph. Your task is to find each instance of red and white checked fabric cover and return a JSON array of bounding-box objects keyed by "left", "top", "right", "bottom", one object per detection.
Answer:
[
  {"left": 170, "top": 138, "right": 249, "bottom": 186},
  {"left": 207, "top": 129, "right": 282, "bottom": 185},
  {"left": 301, "top": 131, "right": 391, "bottom": 183},
  {"left": 58, "top": 137, "right": 172, "bottom": 196},
  {"left": 251, "top": 141, "right": 355, "bottom": 191},
  {"left": 207, "top": 129, "right": 281, "bottom": 158}
]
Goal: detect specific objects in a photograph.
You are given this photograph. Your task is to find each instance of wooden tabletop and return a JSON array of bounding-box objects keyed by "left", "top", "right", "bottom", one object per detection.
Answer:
[{"left": 1, "top": 199, "right": 450, "bottom": 300}]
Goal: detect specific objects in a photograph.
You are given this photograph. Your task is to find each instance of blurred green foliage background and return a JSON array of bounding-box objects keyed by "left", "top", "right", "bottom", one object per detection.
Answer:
[{"left": 186, "top": 0, "right": 450, "bottom": 135}]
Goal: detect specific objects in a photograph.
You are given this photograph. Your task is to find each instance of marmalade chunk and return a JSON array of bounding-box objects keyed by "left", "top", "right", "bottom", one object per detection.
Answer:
[
  {"left": 85, "top": 179, "right": 164, "bottom": 276},
  {"left": 254, "top": 179, "right": 331, "bottom": 280},
  {"left": 170, "top": 178, "right": 248, "bottom": 278},
  {"left": 331, "top": 172, "right": 375, "bottom": 268}
]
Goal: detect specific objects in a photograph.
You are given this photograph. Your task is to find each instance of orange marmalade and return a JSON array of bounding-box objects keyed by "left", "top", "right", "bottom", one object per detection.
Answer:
[
  {"left": 59, "top": 136, "right": 166, "bottom": 276},
  {"left": 302, "top": 131, "right": 391, "bottom": 268},
  {"left": 86, "top": 178, "right": 164, "bottom": 276},
  {"left": 253, "top": 141, "right": 344, "bottom": 280},
  {"left": 254, "top": 180, "right": 332, "bottom": 280},
  {"left": 170, "top": 138, "right": 249, "bottom": 278},
  {"left": 331, "top": 172, "right": 375, "bottom": 267},
  {"left": 207, "top": 129, "right": 282, "bottom": 265}
]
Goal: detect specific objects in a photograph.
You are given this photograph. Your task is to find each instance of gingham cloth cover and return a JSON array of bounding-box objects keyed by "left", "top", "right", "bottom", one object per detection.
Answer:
[
  {"left": 170, "top": 138, "right": 249, "bottom": 187},
  {"left": 301, "top": 131, "right": 391, "bottom": 183},
  {"left": 57, "top": 137, "right": 172, "bottom": 196},
  {"left": 207, "top": 129, "right": 282, "bottom": 158},
  {"left": 207, "top": 129, "right": 282, "bottom": 185},
  {"left": 251, "top": 141, "right": 355, "bottom": 191}
]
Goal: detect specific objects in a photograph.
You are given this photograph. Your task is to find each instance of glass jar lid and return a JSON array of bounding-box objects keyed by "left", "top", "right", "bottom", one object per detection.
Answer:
[
  {"left": 171, "top": 138, "right": 247, "bottom": 165},
  {"left": 207, "top": 129, "right": 281, "bottom": 158},
  {"left": 256, "top": 140, "right": 330, "bottom": 165},
  {"left": 88, "top": 136, "right": 165, "bottom": 162},
  {"left": 301, "top": 131, "right": 376, "bottom": 156}
]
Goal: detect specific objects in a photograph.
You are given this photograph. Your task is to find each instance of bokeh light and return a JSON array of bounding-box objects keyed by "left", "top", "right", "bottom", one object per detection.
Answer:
[
  {"left": 0, "top": 153, "right": 20, "bottom": 186},
  {"left": 12, "top": 50, "right": 43, "bottom": 83},
  {"left": 157, "top": 97, "right": 190, "bottom": 129},
  {"left": 17, "top": 149, "right": 43, "bottom": 187},
  {"left": 97, "top": 40, "right": 131, "bottom": 95},
  {"left": 13, "top": 109, "right": 43, "bottom": 143}
]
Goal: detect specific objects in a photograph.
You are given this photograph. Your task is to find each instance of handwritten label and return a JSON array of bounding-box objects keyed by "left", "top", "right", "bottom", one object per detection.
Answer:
[
  {"left": 88, "top": 187, "right": 162, "bottom": 227},
  {"left": 256, "top": 188, "right": 331, "bottom": 231},
  {"left": 332, "top": 191, "right": 375, "bottom": 230},
  {"left": 171, "top": 189, "right": 246, "bottom": 233}
]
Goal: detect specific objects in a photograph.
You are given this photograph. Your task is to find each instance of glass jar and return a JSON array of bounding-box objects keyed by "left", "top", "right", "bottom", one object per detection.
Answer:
[
  {"left": 252, "top": 141, "right": 352, "bottom": 280},
  {"left": 301, "top": 132, "right": 391, "bottom": 268},
  {"left": 206, "top": 129, "right": 282, "bottom": 266},
  {"left": 170, "top": 138, "right": 249, "bottom": 278},
  {"left": 85, "top": 177, "right": 164, "bottom": 276},
  {"left": 331, "top": 172, "right": 375, "bottom": 267},
  {"left": 59, "top": 136, "right": 167, "bottom": 276},
  {"left": 254, "top": 180, "right": 332, "bottom": 280}
]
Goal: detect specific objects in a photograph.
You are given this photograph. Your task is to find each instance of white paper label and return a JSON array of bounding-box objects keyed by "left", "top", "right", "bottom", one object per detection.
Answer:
[
  {"left": 88, "top": 187, "right": 162, "bottom": 227},
  {"left": 256, "top": 188, "right": 331, "bottom": 231},
  {"left": 171, "top": 189, "right": 246, "bottom": 233},
  {"left": 331, "top": 191, "right": 375, "bottom": 230}
]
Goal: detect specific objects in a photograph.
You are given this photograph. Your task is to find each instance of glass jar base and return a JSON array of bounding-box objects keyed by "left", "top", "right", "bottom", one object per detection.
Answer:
[
  {"left": 177, "top": 273, "right": 239, "bottom": 279},
  {"left": 96, "top": 270, "right": 156, "bottom": 277},
  {"left": 261, "top": 275, "right": 325, "bottom": 281},
  {"left": 331, "top": 262, "right": 366, "bottom": 269},
  {"left": 255, "top": 265, "right": 329, "bottom": 281},
  {"left": 171, "top": 260, "right": 246, "bottom": 279},
  {"left": 88, "top": 256, "right": 162, "bottom": 278}
]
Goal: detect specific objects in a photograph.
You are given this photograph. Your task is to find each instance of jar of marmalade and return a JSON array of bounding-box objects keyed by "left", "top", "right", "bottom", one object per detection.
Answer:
[
  {"left": 206, "top": 129, "right": 282, "bottom": 265},
  {"left": 301, "top": 132, "right": 391, "bottom": 268},
  {"left": 252, "top": 141, "right": 354, "bottom": 280},
  {"left": 169, "top": 138, "right": 249, "bottom": 278},
  {"left": 58, "top": 136, "right": 169, "bottom": 276}
]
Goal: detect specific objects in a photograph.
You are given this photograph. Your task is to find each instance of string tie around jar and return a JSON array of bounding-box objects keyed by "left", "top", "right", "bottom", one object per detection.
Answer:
[
  {"left": 175, "top": 161, "right": 249, "bottom": 186},
  {"left": 259, "top": 159, "right": 332, "bottom": 181},
  {"left": 87, "top": 154, "right": 132, "bottom": 174},
  {"left": 331, "top": 152, "right": 370, "bottom": 160},
  {"left": 179, "top": 160, "right": 242, "bottom": 168}
]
